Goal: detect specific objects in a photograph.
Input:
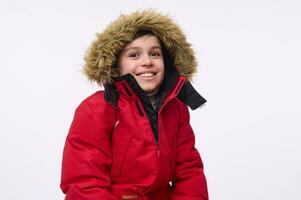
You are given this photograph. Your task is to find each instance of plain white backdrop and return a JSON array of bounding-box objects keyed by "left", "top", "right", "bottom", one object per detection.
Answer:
[{"left": 0, "top": 0, "right": 300, "bottom": 199}]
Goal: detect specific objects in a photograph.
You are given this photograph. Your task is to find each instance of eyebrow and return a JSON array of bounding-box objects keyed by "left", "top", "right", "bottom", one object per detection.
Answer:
[{"left": 123, "top": 46, "right": 162, "bottom": 52}]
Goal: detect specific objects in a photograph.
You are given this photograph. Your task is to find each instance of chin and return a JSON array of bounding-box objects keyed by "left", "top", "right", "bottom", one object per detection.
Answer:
[
  {"left": 142, "top": 87, "right": 158, "bottom": 96},
  {"left": 138, "top": 82, "right": 157, "bottom": 92}
]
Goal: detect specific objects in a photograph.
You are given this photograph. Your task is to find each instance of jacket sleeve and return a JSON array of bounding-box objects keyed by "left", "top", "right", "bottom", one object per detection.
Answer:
[
  {"left": 60, "top": 98, "right": 118, "bottom": 200},
  {"left": 170, "top": 103, "right": 209, "bottom": 200}
]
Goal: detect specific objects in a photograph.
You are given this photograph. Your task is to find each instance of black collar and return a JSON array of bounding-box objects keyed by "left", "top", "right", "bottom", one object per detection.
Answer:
[{"left": 104, "top": 66, "right": 207, "bottom": 110}]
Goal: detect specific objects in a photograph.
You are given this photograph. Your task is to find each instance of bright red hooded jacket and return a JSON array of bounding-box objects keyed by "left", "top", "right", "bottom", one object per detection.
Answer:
[
  {"left": 61, "top": 71, "right": 208, "bottom": 199},
  {"left": 61, "top": 10, "right": 209, "bottom": 200}
]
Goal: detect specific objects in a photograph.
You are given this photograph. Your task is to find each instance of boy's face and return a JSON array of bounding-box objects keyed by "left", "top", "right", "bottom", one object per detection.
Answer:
[{"left": 118, "top": 35, "right": 165, "bottom": 96}]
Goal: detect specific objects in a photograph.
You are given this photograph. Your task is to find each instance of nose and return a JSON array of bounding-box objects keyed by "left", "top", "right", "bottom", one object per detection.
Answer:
[{"left": 141, "top": 54, "right": 152, "bottom": 67}]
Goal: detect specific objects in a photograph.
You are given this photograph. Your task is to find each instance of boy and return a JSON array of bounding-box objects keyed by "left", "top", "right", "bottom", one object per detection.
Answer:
[{"left": 60, "top": 10, "right": 209, "bottom": 200}]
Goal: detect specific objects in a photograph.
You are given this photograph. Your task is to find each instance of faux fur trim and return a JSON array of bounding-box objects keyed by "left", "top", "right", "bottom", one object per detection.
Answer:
[{"left": 83, "top": 9, "right": 197, "bottom": 85}]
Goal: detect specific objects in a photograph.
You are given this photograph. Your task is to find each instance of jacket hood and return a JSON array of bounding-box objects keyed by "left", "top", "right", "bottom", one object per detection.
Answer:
[{"left": 83, "top": 10, "right": 198, "bottom": 85}]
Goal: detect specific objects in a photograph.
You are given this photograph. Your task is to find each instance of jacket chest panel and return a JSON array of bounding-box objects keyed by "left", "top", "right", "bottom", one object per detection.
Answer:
[
  {"left": 158, "top": 99, "right": 180, "bottom": 148},
  {"left": 116, "top": 97, "right": 155, "bottom": 141},
  {"left": 110, "top": 97, "right": 158, "bottom": 183}
]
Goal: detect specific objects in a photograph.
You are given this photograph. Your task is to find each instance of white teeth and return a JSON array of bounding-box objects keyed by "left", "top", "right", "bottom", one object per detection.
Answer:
[{"left": 140, "top": 73, "right": 154, "bottom": 77}]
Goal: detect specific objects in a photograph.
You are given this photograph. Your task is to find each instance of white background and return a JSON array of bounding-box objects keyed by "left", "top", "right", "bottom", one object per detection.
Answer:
[{"left": 0, "top": 0, "right": 300, "bottom": 199}]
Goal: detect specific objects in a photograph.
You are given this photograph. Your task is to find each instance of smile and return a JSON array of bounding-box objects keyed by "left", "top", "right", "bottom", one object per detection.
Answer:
[{"left": 136, "top": 72, "right": 157, "bottom": 80}]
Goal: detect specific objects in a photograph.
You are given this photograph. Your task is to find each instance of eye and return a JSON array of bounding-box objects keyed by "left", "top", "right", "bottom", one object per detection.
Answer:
[
  {"left": 128, "top": 52, "right": 139, "bottom": 58},
  {"left": 150, "top": 51, "right": 161, "bottom": 57}
]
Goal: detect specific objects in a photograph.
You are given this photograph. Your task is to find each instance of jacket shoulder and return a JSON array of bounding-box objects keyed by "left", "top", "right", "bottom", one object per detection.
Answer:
[{"left": 76, "top": 90, "right": 117, "bottom": 116}]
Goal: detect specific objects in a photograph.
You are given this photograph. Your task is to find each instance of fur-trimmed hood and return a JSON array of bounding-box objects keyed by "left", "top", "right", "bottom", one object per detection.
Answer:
[{"left": 83, "top": 10, "right": 198, "bottom": 85}]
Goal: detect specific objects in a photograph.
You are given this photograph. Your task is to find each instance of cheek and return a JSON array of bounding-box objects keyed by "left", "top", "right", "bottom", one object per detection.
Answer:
[
  {"left": 159, "top": 71, "right": 165, "bottom": 82},
  {"left": 158, "top": 62, "right": 165, "bottom": 80},
  {"left": 118, "top": 59, "right": 135, "bottom": 76}
]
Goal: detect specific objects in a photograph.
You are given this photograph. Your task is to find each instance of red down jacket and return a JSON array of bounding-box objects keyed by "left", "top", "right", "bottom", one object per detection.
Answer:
[{"left": 60, "top": 73, "right": 208, "bottom": 199}]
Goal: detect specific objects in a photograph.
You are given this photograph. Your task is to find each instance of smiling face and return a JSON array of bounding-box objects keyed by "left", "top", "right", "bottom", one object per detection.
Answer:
[{"left": 118, "top": 34, "right": 165, "bottom": 96}]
